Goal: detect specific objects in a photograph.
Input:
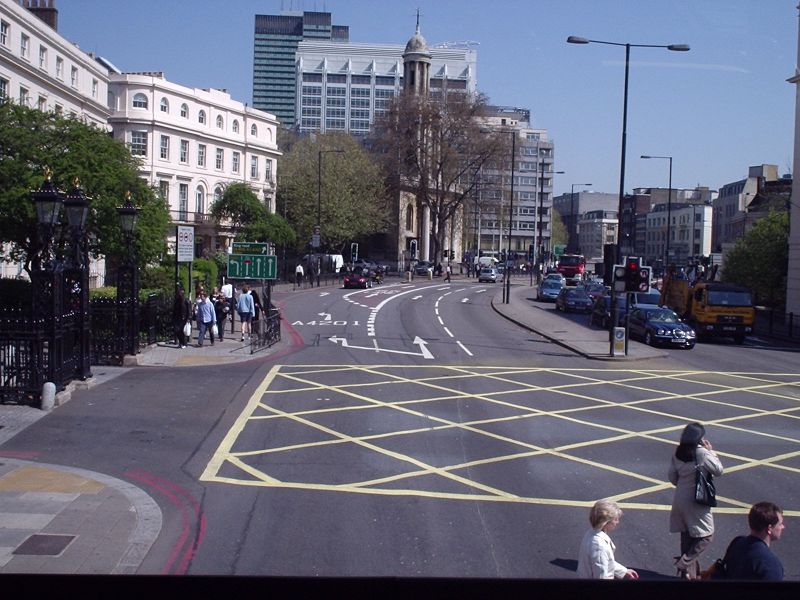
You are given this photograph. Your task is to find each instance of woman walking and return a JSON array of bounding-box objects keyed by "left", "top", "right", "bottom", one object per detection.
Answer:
[
  {"left": 669, "top": 422, "right": 723, "bottom": 579},
  {"left": 577, "top": 499, "right": 639, "bottom": 580}
]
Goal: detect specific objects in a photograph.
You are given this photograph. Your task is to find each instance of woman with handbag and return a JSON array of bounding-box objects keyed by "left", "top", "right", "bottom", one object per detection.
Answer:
[
  {"left": 668, "top": 422, "right": 724, "bottom": 579},
  {"left": 173, "top": 287, "right": 191, "bottom": 348}
]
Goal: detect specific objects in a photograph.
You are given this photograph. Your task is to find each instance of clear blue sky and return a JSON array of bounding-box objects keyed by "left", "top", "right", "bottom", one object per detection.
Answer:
[{"left": 58, "top": 0, "right": 798, "bottom": 197}]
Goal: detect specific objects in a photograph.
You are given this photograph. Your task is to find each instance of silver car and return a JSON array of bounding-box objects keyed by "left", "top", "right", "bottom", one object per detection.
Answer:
[
  {"left": 478, "top": 267, "right": 501, "bottom": 283},
  {"left": 537, "top": 279, "right": 563, "bottom": 301}
]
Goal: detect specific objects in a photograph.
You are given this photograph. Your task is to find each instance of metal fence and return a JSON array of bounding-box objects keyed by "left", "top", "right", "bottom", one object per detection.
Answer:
[
  {"left": 755, "top": 307, "right": 800, "bottom": 341},
  {"left": 250, "top": 307, "right": 281, "bottom": 354}
]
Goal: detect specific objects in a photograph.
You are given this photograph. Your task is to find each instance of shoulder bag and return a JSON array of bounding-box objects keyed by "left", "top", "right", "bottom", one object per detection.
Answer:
[{"left": 694, "top": 453, "right": 717, "bottom": 507}]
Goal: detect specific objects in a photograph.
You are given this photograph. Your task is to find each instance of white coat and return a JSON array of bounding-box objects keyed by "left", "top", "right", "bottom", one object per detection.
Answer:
[
  {"left": 576, "top": 529, "right": 628, "bottom": 579},
  {"left": 668, "top": 446, "right": 723, "bottom": 537}
]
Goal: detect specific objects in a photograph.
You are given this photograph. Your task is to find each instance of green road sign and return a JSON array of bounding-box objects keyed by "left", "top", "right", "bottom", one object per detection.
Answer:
[
  {"left": 553, "top": 244, "right": 567, "bottom": 258},
  {"left": 228, "top": 254, "right": 277, "bottom": 280},
  {"left": 232, "top": 242, "right": 270, "bottom": 255}
]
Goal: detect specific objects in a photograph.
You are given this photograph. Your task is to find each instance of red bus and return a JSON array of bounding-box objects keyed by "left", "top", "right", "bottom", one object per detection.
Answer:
[{"left": 557, "top": 254, "right": 586, "bottom": 279}]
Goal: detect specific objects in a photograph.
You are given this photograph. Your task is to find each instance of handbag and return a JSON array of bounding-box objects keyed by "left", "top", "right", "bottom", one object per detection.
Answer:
[
  {"left": 183, "top": 321, "right": 191, "bottom": 337},
  {"left": 212, "top": 323, "right": 218, "bottom": 336},
  {"left": 694, "top": 456, "right": 717, "bottom": 507}
]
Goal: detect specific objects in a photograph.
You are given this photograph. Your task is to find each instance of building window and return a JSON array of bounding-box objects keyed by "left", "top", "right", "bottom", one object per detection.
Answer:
[
  {"left": 132, "top": 93, "right": 148, "bottom": 109},
  {"left": 20, "top": 34, "right": 29, "bottom": 59},
  {"left": 216, "top": 115, "right": 224, "bottom": 129},
  {"left": 160, "top": 135, "right": 169, "bottom": 160},
  {"left": 91, "top": 79, "right": 98, "bottom": 99},
  {"left": 179, "top": 184, "right": 188, "bottom": 221},
  {"left": 159, "top": 181, "right": 169, "bottom": 202},
  {"left": 70, "top": 66, "right": 78, "bottom": 88},
  {"left": 130, "top": 131, "right": 147, "bottom": 156},
  {"left": 214, "top": 186, "right": 223, "bottom": 205},
  {"left": 37, "top": 95, "right": 46, "bottom": 111},
  {"left": 264, "top": 160, "right": 272, "bottom": 182},
  {"left": 0, "top": 77, "right": 8, "bottom": 101},
  {"left": 250, "top": 156, "right": 258, "bottom": 179},
  {"left": 215, "top": 148, "right": 223, "bottom": 170},
  {"left": 406, "top": 206, "right": 414, "bottom": 231},
  {"left": 180, "top": 103, "right": 188, "bottom": 118},
  {"left": 160, "top": 97, "right": 169, "bottom": 112},
  {"left": 19, "top": 87, "right": 29, "bottom": 107},
  {"left": 197, "top": 144, "right": 206, "bottom": 167},
  {"left": 55, "top": 56, "right": 63, "bottom": 80},
  {"left": 38, "top": 45, "right": 47, "bottom": 69},
  {"left": 0, "top": 20, "right": 8, "bottom": 47},
  {"left": 232, "top": 120, "right": 239, "bottom": 133},
  {"left": 196, "top": 186, "right": 205, "bottom": 214},
  {"left": 198, "top": 110, "right": 206, "bottom": 124},
  {"left": 232, "top": 151, "right": 240, "bottom": 173},
  {"left": 180, "top": 139, "right": 189, "bottom": 163},
  {"left": 250, "top": 124, "right": 258, "bottom": 137}
]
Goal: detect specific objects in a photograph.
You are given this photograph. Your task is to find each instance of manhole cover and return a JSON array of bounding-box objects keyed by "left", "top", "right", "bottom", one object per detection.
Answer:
[{"left": 14, "top": 534, "right": 75, "bottom": 556}]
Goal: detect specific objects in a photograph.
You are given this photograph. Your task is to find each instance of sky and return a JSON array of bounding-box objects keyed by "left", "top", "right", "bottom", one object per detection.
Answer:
[{"left": 56, "top": 0, "right": 799, "bottom": 197}]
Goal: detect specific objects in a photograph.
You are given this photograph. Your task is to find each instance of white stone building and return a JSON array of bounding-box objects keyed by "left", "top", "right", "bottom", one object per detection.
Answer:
[
  {"left": 107, "top": 72, "right": 281, "bottom": 256},
  {"left": 646, "top": 203, "right": 712, "bottom": 265}
]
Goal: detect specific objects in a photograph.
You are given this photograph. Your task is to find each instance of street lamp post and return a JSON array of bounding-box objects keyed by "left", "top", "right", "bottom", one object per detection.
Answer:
[
  {"left": 536, "top": 160, "right": 564, "bottom": 280},
  {"left": 63, "top": 179, "right": 92, "bottom": 381},
  {"left": 569, "top": 183, "right": 592, "bottom": 254},
  {"left": 504, "top": 130, "right": 516, "bottom": 304},
  {"left": 116, "top": 192, "right": 140, "bottom": 358},
  {"left": 316, "top": 148, "right": 344, "bottom": 287},
  {"left": 567, "top": 35, "right": 688, "bottom": 352},
  {"left": 641, "top": 155, "right": 673, "bottom": 266}
]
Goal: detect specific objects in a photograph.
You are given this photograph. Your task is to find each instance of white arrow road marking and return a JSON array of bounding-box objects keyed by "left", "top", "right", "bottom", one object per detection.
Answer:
[
  {"left": 319, "top": 292, "right": 330, "bottom": 297},
  {"left": 412, "top": 295, "right": 423, "bottom": 300},
  {"left": 318, "top": 312, "right": 332, "bottom": 321},
  {"left": 328, "top": 336, "right": 435, "bottom": 359},
  {"left": 461, "top": 298, "right": 469, "bottom": 303}
]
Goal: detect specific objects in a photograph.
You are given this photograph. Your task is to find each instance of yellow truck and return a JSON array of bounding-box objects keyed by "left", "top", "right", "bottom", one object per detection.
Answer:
[{"left": 659, "top": 266, "right": 755, "bottom": 344}]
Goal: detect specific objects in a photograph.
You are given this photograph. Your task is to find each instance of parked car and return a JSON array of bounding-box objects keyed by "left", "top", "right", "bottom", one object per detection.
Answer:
[
  {"left": 343, "top": 269, "right": 372, "bottom": 289},
  {"left": 626, "top": 307, "right": 696, "bottom": 349},
  {"left": 478, "top": 267, "right": 502, "bottom": 283},
  {"left": 589, "top": 295, "right": 630, "bottom": 328},
  {"left": 578, "top": 281, "right": 607, "bottom": 299},
  {"left": 413, "top": 260, "right": 433, "bottom": 276},
  {"left": 352, "top": 259, "right": 377, "bottom": 273},
  {"left": 537, "top": 279, "right": 564, "bottom": 302},
  {"left": 628, "top": 290, "right": 662, "bottom": 309},
  {"left": 555, "top": 287, "right": 593, "bottom": 313},
  {"left": 544, "top": 273, "right": 566, "bottom": 285}
]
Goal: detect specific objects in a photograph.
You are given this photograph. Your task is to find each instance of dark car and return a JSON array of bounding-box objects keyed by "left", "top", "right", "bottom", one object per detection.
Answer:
[
  {"left": 555, "top": 287, "right": 593, "bottom": 313},
  {"left": 578, "top": 281, "right": 607, "bottom": 300},
  {"left": 413, "top": 260, "right": 433, "bottom": 276},
  {"left": 627, "top": 307, "right": 696, "bottom": 349},
  {"left": 537, "top": 279, "right": 563, "bottom": 302},
  {"left": 589, "top": 295, "right": 628, "bottom": 328},
  {"left": 343, "top": 269, "right": 372, "bottom": 289}
]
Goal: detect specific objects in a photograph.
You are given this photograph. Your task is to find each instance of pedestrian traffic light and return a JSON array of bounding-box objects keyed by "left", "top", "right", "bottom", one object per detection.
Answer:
[
  {"left": 625, "top": 256, "right": 642, "bottom": 292},
  {"left": 409, "top": 239, "right": 417, "bottom": 260},
  {"left": 351, "top": 242, "right": 358, "bottom": 263},
  {"left": 528, "top": 244, "right": 535, "bottom": 261},
  {"left": 449, "top": 250, "right": 455, "bottom": 260}
]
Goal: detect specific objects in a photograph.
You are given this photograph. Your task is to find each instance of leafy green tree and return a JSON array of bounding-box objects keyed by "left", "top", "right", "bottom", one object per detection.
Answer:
[
  {"left": 550, "top": 208, "right": 568, "bottom": 249},
  {"left": 0, "top": 102, "right": 170, "bottom": 272},
  {"left": 210, "top": 182, "right": 295, "bottom": 245},
  {"left": 277, "top": 132, "right": 387, "bottom": 254},
  {"left": 722, "top": 210, "right": 789, "bottom": 307}
]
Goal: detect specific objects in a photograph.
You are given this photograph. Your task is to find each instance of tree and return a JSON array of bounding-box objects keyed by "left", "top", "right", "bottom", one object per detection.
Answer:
[
  {"left": 550, "top": 208, "right": 568, "bottom": 249},
  {"left": 210, "top": 182, "right": 295, "bottom": 245},
  {"left": 0, "top": 102, "right": 170, "bottom": 272},
  {"left": 722, "top": 210, "right": 789, "bottom": 307},
  {"left": 277, "top": 132, "right": 387, "bottom": 254},
  {"left": 372, "top": 91, "right": 506, "bottom": 263}
]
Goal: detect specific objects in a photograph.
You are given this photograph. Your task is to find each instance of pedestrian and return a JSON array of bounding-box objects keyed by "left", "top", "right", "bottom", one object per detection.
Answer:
[
  {"left": 716, "top": 501, "right": 785, "bottom": 580},
  {"left": 577, "top": 499, "right": 639, "bottom": 580},
  {"left": 236, "top": 284, "right": 255, "bottom": 341},
  {"left": 444, "top": 263, "right": 452, "bottom": 282},
  {"left": 669, "top": 422, "right": 724, "bottom": 579},
  {"left": 251, "top": 287, "right": 263, "bottom": 336},
  {"left": 195, "top": 291, "right": 216, "bottom": 346},
  {"left": 213, "top": 289, "right": 229, "bottom": 341},
  {"left": 221, "top": 280, "right": 234, "bottom": 336},
  {"left": 295, "top": 263, "right": 304, "bottom": 287},
  {"left": 172, "top": 287, "right": 191, "bottom": 348}
]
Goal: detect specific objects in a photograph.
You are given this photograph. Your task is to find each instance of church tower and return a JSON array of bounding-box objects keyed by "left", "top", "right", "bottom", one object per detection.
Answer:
[{"left": 402, "top": 13, "right": 431, "bottom": 96}]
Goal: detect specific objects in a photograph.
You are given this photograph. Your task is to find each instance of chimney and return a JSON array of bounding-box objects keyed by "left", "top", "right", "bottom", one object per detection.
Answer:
[{"left": 22, "top": 0, "right": 59, "bottom": 32}]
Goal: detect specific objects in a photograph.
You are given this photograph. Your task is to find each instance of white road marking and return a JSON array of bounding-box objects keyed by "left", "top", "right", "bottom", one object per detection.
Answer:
[
  {"left": 461, "top": 298, "right": 469, "bottom": 303},
  {"left": 318, "top": 312, "right": 331, "bottom": 321},
  {"left": 457, "top": 341, "right": 473, "bottom": 356},
  {"left": 444, "top": 327, "right": 454, "bottom": 338},
  {"left": 328, "top": 336, "right": 434, "bottom": 359}
]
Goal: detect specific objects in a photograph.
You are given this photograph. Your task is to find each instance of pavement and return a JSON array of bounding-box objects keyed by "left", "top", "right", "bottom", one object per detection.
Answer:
[{"left": 0, "top": 274, "right": 725, "bottom": 575}]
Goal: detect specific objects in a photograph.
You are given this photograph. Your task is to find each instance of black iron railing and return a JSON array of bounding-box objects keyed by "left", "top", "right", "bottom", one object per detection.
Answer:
[{"left": 250, "top": 307, "right": 281, "bottom": 354}]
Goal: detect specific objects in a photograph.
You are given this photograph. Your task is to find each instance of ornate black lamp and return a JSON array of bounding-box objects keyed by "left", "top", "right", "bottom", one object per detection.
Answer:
[
  {"left": 64, "top": 178, "right": 92, "bottom": 380},
  {"left": 30, "top": 169, "right": 64, "bottom": 269},
  {"left": 116, "top": 192, "right": 140, "bottom": 357}
]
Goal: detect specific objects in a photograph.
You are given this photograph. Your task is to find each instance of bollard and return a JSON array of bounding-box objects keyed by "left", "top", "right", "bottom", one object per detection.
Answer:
[
  {"left": 406, "top": 271, "right": 412, "bottom": 282},
  {"left": 428, "top": 269, "right": 433, "bottom": 281},
  {"left": 41, "top": 381, "right": 56, "bottom": 411}
]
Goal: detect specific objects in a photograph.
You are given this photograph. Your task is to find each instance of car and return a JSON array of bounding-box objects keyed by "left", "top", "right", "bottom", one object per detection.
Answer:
[
  {"left": 626, "top": 307, "right": 696, "bottom": 349},
  {"left": 343, "top": 269, "right": 372, "bottom": 289},
  {"left": 413, "top": 260, "right": 433, "bottom": 276},
  {"left": 544, "top": 273, "right": 566, "bottom": 285},
  {"left": 537, "top": 279, "right": 563, "bottom": 302},
  {"left": 478, "top": 267, "right": 502, "bottom": 283},
  {"left": 589, "top": 295, "right": 632, "bottom": 328},
  {"left": 578, "top": 281, "right": 607, "bottom": 299},
  {"left": 352, "top": 259, "right": 377, "bottom": 273},
  {"left": 628, "top": 290, "right": 662, "bottom": 309},
  {"left": 555, "top": 287, "right": 593, "bottom": 313}
]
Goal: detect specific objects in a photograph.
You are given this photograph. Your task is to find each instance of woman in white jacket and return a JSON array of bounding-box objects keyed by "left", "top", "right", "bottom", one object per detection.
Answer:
[{"left": 577, "top": 499, "right": 639, "bottom": 579}]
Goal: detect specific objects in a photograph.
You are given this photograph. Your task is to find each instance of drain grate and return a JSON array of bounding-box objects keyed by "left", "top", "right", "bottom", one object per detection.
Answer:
[{"left": 13, "top": 534, "right": 75, "bottom": 556}]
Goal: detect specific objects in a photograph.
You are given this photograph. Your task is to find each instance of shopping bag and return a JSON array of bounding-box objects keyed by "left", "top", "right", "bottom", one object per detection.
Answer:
[
  {"left": 212, "top": 323, "right": 218, "bottom": 337},
  {"left": 183, "top": 321, "right": 191, "bottom": 337}
]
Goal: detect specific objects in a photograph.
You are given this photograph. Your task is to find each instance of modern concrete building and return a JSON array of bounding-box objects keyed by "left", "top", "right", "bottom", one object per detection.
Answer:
[
  {"left": 0, "top": 0, "right": 109, "bottom": 127},
  {"left": 577, "top": 209, "right": 618, "bottom": 270},
  {"left": 552, "top": 191, "right": 618, "bottom": 254},
  {"left": 294, "top": 40, "right": 476, "bottom": 135},
  {"left": 108, "top": 72, "right": 281, "bottom": 256},
  {"left": 252, "top": 11, "right": 349, "bottom": 128}
]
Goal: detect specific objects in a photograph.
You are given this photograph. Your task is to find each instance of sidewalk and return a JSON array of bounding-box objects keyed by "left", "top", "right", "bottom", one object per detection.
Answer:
[{"left": 0, "top": 275, "right": 665, "bottom": 576}]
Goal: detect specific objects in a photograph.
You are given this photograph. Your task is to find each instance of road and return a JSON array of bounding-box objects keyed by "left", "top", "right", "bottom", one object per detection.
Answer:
[{"left": 3, "top": 279, "right": 799, "bottom": 579}]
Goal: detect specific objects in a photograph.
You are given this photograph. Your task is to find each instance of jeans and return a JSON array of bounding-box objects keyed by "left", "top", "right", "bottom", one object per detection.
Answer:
[{"left": 197, "top": 320, "right": 215, "bottom": 346}]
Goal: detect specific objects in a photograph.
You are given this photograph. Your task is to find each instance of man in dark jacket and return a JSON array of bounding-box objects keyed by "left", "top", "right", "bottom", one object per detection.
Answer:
[
  {"left": 722, "top": 501, "right": 785, "bottom": 580},
  {"left": 172, "top": 287, "right": 191, "bottom": 348}
]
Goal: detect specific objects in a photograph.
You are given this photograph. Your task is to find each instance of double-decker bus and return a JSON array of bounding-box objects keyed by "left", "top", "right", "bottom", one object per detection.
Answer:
[{"left": 556, "top": 254, "right": 586, "bottom": 279}]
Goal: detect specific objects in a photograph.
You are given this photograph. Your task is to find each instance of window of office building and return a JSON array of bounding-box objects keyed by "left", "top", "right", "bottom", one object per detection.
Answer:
[
  {"left": 326, "top": 118, "right": 346, "bottom": 130},
  {"left": 264, "top": 159, "right": 272, "bottom": 182},
  {"left": 160, "top": 97, "right": 169, "bottom": 112},
  {"left": 301, "top": 118, "right": 321, "bottom": 129},
  {"left": 375, "top": 76, "right": 395, "bottom": 86},
  {"left": 327, "top": 74, "right": 346, "bottom": 84},
  {"left": 215, "top": 148, "right": 223, "bottom": 170},
  {"left": 196, "top": 186, "right": 205, "bottom": 214},
  {"left": 327, "top": 96, "right": 345, "bottom": 108},
  {"left": 38, "top": 45, "right": 47, "bottom": 69},
  {"left": 19, "top": 86, "right": 29, "bottom": 106},
  {"left": 197, "top": 144, "right": 206, "bottom": 167},
  {"left": 20, "top": 33, "right": 29, "bottom": 59},
  {"left": 70, "top": 66, "right": 78, "bottom": 88},
  {"left": 303, "top": 72, "right": 322, "bottom": 82},
  {"left": 0, "top": 77, "right": 7, "bottom": 100},
  {"left": 232, "top": 120, "right": 240, "bottom": 133},
  {"left": 216, "top": 115, "right": 224, "bottom": 129},
  {"left": 91, "top": 79, "right": 98, "bottom": 99},
  {"left": 302, "top": 85, "right": 322, "bottom": 96},
  {"left": 232, "top": 151, "right": 240, "bottom": 173},
  {"left": 180, "top": 139, "right": 189, "bottom": 163},
  {"left": 55, "top": 56, "right": 63, "bottom": 80},
  {"left": 160, "top": 135, "right": 169, "bottom": 160},
  {"left": 180, "top": 103, "right": 188, "bottom": 118},
  {"left": 130, "top": 131, "right": 147, "bottom": 156},
  {"left": 328, "top": 86, "right": 346, "bottom": 97},
  {"left": 132, "top": 93, "right": 148, "bottom": 109},
  {"left": 159, "top": 181, "right": 169, "bottom": 202},
  {"left": 37, "top": 95, "right": 46, "bottom": 111},
  {"left": 351, "top": 97, "right": 370, "bottom": 108},
  {"left": 179, "top": 184, "right": 188, "bottom": 220},
  {"left": 351, "top": 87, "right": 371, "bottom": 97},
  {"left": 350, "top": 109, "right": 370, "bottom": 120},
  {"left": 250, "top": 156, "right": 258, "bottom": 179},
  {"left": 351, "top": 75, "right": 371, "bottom": 85},
  {"left": 0, "top": 20, "right": 8, "bottom": 47},
  {"left": 198, "top": 110, "right": 206, "bottom": 124},
  {"left": 250, "top": 124, "right": 258, "bottom": 137},
  {"left": 302, "top": 107, "right": 321, "bottom": 117}
]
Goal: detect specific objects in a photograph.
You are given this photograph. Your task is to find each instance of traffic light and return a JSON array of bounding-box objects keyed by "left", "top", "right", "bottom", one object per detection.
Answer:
[
  {"left": 625, "top": 257, "right": 649, "bottom": 292},
  {"left": 528, "top": 244, "right": 535, "bottom": 261},
  {"left": 449, "top": 250, "right": 455, "bottom": 260},
  {"left": 409, "top": 239, "right": 417, "bottom": 260},
  {"left": 350, "top": 242, "right": 358, "bottom": 263}
]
